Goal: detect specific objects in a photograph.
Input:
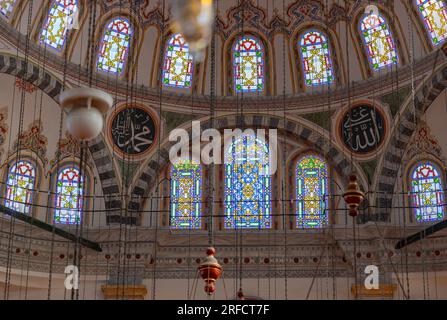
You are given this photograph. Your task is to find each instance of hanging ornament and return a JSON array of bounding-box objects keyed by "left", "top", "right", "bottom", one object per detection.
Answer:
[
  {"left": 343, "top": 174, "right": 365, "bottom": 217},
  {"left": 237, "top": 288, "right": 245, "bottom": 300},
  {"left": 171, "top": 0, "right": 214, "bottom": 62},
  {"left": 59, "top": 87, "right": 113, "bottom": 141},
  {"left": 198, "top": 247, "right": 222, "bottom": 295}
]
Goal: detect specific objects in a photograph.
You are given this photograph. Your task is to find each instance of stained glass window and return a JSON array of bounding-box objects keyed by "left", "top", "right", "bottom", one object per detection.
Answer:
[
  {"left": 224, "top": 133, "right": 271, "bottom": 229},
  {"left": 54, "top": 166, "right": 84, "bottom": 225},
  {"left": 40, "top": 0, "right": 78, "bottom": 51},
  {"left": 5, "top": 160, "right": 36, "bottom": 214},
  {"left": 162, "top": 33, "right": 194, "bottom": 88},
  {"left": 360, "top": 12, "right": 398, "bottom": 71},
  {"left": 299, "top": 30, "right": 335, "bottom": 86},
  {"left": 410, "top": 161, "right": 445, "bottom": 222},
  {"left": 415, "top": 0, "right": 447, "bottom": 46},
  {"left": 0, "top": 0, "right": 15, "bottom": 18},
  {"left": 295, "top": 154, "right": 328, "bottom": 228},
  {"left": 97, "top": 17, "right": 133, "bottom": 75},
  {"left": 170, "top": 160, "right": 202, "bottom": 229},
  {"left": 232, "top": 36, "right": 265, "bottom": 93}
]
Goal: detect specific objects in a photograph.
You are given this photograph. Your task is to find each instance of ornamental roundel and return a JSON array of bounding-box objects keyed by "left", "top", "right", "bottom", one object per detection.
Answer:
[
  {"left": 107, "top": 104, "right": 157, "bottom": 160},
  {"left": 336, "top": 103, "right": 389, "bottom": 159}
]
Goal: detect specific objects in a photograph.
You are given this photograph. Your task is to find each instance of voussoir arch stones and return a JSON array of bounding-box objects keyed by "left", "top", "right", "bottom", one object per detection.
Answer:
[
  {"left": 127, "top": 114, "right": 356, "bottom": 219},
  {"left": 0, "top": 53, "right": 124, "bottom": 224},
  {"left": 374, "top": 63, "right": 447, "bottom": 222}
]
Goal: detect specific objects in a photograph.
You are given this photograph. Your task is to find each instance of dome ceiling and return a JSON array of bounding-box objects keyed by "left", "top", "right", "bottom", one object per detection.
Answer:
[{"left": 0, "top": 0, "right": 443, "bottom": 112}]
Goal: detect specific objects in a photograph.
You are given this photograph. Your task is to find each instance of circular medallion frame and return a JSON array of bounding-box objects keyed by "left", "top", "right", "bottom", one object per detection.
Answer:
[
  {"left": 334, "top": 100, "right": 390, "bottom": 161},
  {"left": 107, "top": 103, "right": 159, "bottom": 161}
]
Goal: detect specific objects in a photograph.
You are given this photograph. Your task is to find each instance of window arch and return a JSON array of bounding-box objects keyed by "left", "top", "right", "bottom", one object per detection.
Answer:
[
  {"left": 170, "top": 159, "right": 202, "bottom": 229},
  {"left": 359, "top": 11, "right": 398, "bottom": 71},
  {"left": 295, "top": 154, "right": 328, "bottom": 229},
  {"left": 415, "top": 0, "right": 447, "bottom": 46},
  {"left": 54, "top": 166, "right": 84, "bottom": 225},
  {"left": 0, "top": 0, "right": 16, "bottom": 18},
  {"left": 224, "top": 132, "right": 271, "bottom": 229},
  {"left": 162, "top": 33, "right": 194, "bottom": 88},
  {"left": 409, "top": 161, "right": 445, "bottom": 223},
  {"left": 4, "top": 160, "right": 36, "bottom": 214},
  {"left": 299, "top": 30, "right": 335, "bottom": 86},
  {"left": 97, "top": 17, "right": 133, "bottom": 75},
  {"left": 40, "top": 0, "right": 78, "bottom": 51},
  {"left": 232, "top": 35, "right": 265, "bottom": 93}
]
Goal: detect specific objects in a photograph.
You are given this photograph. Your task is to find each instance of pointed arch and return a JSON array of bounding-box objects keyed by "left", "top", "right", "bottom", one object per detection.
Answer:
[
  {"left": 232, "top": 35, "right": 265, "bottom": 93},
  {"left": 54, "top": 165, "right": 84, "bottom": 225},
  {"left": 359, "top": 11, "right": 398, "bottom": 71},
  {"left": 0, "top": 0, "right": 16, "bottom": 18},
  {"left": 298, "top": 30, "right": 335, "bottom": 86},
  {"left": 415, "top": 0, "right": 447, "bottom": 46},
  {"left": 97, "top": 17, "right": 133, "bottom": 75},
  {"left": 295, "top": 153, "right": 329, "bottom": 228},
  {"left": 170, "top": 159, "right": 202, "bottom": 229},
  {"left": 4, "top": 159, "right": 36, "bottom": 214},
  {"left": 162, "top": 33, "right": 194, "bottom": 88},
  {"left": 408, "top": 160, "right": 445, "bottom": 223},
  {"left": 224, "top": 132, "right": 272, "bottom": 229},
  {"left": 40, "top": 0, "right": 79, "bottom": 51}
]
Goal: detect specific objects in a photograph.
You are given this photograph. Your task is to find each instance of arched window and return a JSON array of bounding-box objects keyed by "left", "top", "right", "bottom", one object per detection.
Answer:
[
  {"left": 0, "top": 0, "right": 16, "bottom": 18},
  {"left": 359, "top": 12, "right": 398, "bottom": 71},
  {"left": 5, "top": 160, "right": 36, "bottom": 214},
  {"left": 299, "top": 30, "right": 335, "bottom": 86},
  {"left": 415, "top": 0, "right": 447, "bottom": 46},
  {"left": 170, "top": 159, "right": 202, "bottom": 229},
  {"left": 232, "top": 35, "right": 265, "bottom": 93},
  {"left": 40, "top": 0, "right": 78, "bottom": 51},
  {"left": 295, "top": 154, "right": 328, "bottom": 228},
  {"left": 224, "top": 132, "right": 271, "bottom": 229},
  {"left": 409, "top": 161, "right": 445, "bottom": 222},
  {"left": 162, "top": 33, "right": 194, "bottom": 88},
  {"left": 97, "top": 17, "right": 133, "bottom": 75},
  {"left": 54, "top": 166, "right": 84, "bottom": 225}
]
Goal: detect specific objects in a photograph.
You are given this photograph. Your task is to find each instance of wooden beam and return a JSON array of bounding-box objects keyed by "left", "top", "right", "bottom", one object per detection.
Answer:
[
  {"left": 0, "top": 204, "right": 102, "bottom": 252},
  {"left": 395, "top": 219, "right": 447, "bottom": 250}
]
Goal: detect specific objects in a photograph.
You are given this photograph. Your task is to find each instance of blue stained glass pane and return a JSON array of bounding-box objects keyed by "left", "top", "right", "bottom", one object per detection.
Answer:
[
  {"left": 97, "top": 17, "right": 133, "bottom": 75},
  {"left": 40, "top": 0, "right": 78, "bottom": 51},
  {"left": 232, "top": 35, "right": 265, "bottom": 93},
  {"left": 415, "top": 0, "right": 447, "bottom": 46},
  {"left": 54, "top": 166, "right": 84, "bottom": 225},
  {"left": 300, "top": 30, "right": 335, "bottom": 86},
  {"left": 360, "top": 12, "right": 398, "bottom": 71},
  {"left": 163, "top": 33, "right": 194, "bottom": 88},
  {"left": 295, "top": 154, "right": 328, "bottom": 229},
  {"left": 170, "top": 160, "right": 202, "bottom": 229},
  {"left": 224, "top": 133, "right": 271, "bottom": 229},
  {"left": 0, "top": 0, "right": 15, "bottom": 18},
  {"left": 5, "top": 160, "right": 36, "bottom": 214},
  {"left": 410, "top": 161, "right": 445, "bottom": 222}
]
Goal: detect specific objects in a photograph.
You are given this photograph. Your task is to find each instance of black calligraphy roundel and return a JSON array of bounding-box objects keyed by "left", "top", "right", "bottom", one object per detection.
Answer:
[
  {"left": 110, "top": 107, "right": 156, "bottom": 156},
  {"left": 341, "top": 105, "right": 386, "bottom": 154}
]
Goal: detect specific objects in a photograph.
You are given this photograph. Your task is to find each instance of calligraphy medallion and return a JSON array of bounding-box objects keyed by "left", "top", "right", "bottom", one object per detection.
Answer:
[
  {"left": 337, "top": 103, "right": 388, "bottom": 159},
  {"left": 108, "top": 104, "right": 157, "bottom": 160}
]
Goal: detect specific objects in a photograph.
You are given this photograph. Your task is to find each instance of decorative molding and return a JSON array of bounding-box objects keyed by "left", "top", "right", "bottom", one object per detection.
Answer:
[
  {"left": 0, "top": 106, "right": 8, "bottom": 157},
  {"left": 15, "top": 77, "right": 37, "bottom": 93},
  {"left": 10, "top": 120, "right": 48, "bottom": 165},
  {"left": 101, "top": 285, "right": 148, "bottom": 300},
  {"left": 405, "top": 122, "right": 443, "bottom": 161},
  {"left": 351, "top": 284, "right": 397, "bottom": 298}
]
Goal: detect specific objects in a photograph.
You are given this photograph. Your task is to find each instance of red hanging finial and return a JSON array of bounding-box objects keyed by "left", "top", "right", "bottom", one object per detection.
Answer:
[
  {"left": 198, "top": 247, "right": 223, "bottom": 295},
  {"left": 343, "top": 174, "right": 365, "bottom": 217}
]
